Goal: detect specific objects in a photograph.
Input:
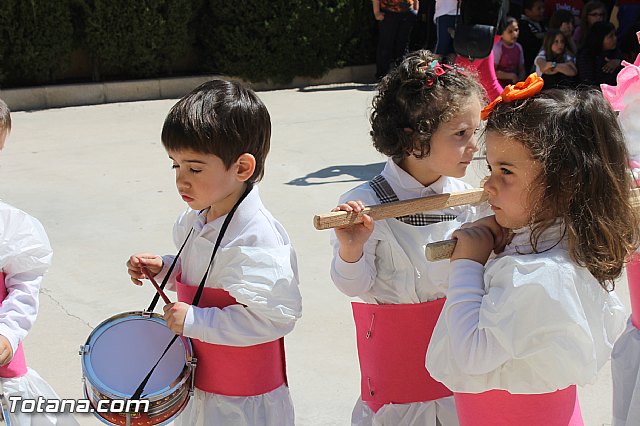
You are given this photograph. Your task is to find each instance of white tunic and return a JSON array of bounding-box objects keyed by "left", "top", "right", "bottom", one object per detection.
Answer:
[
  {"left": 0, "top": 201, "right": 79, "bottom": 426},
  {"left": 330, "top": 158, "right": 488, "bottom": 426},
  {"left": 156, "top": 186, "right": 302, "bottom": 426},
  {"left": 427, "top": 223, "right": 627, "bottom": 395}
]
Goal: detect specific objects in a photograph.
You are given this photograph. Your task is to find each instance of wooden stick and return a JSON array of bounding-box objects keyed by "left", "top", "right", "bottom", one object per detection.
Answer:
[
  {"left": 313, "top": 188, "right": 488, "bottom": 230},
  {"left": 425, "top": 187, "right": 640, "bottom": 261},
  {"left": 141, "top": 267, "right": 171, "bottom": 304}
]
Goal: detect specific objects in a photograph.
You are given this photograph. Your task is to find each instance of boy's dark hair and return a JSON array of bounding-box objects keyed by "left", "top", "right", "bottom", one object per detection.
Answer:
[
  {"left": 548, "top": 9, "right": 573, "bottom": 29},
  {"left": 485, "top": 89, "right": 640, "bottom": 289},
  {"left": 161, "top": 79, "right": 271, "bottom": 183},
  {"left": 370, "top": 50, "right": 485, "bottom": 160},
  {"left": 0, "top": 99, "right": 11, "bottom": 131},
  {"left": 523, "top": 0, "right": 543, "bottom": 12}
]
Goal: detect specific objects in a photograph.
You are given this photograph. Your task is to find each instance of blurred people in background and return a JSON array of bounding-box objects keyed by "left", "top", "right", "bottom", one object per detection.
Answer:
[
  {"left": 493, "top": 17, "right": 526, "bottom": 85},
  {"left": 373, "top": 0, "right": 420, "bottom": 79},
  {"left": 577, "top": 20, "right": 623, "bottom": 85},
  {"left": 535, "top": 29, "right": 578, "bottom": 87},
  {"left": 544, "top": 0, "right": 584, "bottom": 26},
  {"left": 433, "top": 0, "right": 459, "bottom": 62},
  {"left": 574, "top": 1, "right": 608, "bottom": 47},
  {"left": 519, "top": 0, "right": 548, "bottom": 72},
  {"left": 549, "top": 8, "right": 578, "bottom": 54}
]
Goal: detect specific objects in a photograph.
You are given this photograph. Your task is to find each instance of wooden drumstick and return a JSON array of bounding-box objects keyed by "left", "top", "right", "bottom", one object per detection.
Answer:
[
  {"left": 313, "top": 188, "right": 488, "bottom": 230},
  {"left": 141, "top": 267, "right": 171, "bottom": 304},
  {"left": 425, "top": 187, "right": 640, "bottom": 261}
]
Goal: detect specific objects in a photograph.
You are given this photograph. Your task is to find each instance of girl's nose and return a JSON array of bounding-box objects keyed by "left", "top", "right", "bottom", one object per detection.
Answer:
[{"left": 483, "top": 174, "right": 497, "bottom": 195}]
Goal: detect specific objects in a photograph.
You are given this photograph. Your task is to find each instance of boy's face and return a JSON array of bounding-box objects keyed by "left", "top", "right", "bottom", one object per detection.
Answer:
[
  {"left": 168, "top": 148, "right": 245, "bottom": 216},
  {"left": 525, "top": 2, "right": 545, "bottom": 22}
]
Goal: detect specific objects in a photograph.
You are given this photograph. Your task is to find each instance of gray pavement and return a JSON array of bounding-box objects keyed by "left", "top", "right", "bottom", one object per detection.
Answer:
[{"left": 1, "top": 83, "right": 623, "bottom": 425}]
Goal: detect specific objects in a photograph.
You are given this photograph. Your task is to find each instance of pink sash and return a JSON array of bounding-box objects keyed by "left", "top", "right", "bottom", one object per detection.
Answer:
[
  {"left": 0, "top": 272, "right": 27, "bottom": 378},
  {"left": 454, "top": 386, "right": 583, "bottom": 426},
  {"left": 176, "top": 280, "right": 286, "bottom": 396},
  {"left": 352, "top": 298, "right": 452, "bottom": 412},
  {"left": 626, "top": 253, "right": 640, "bottom": 329}
]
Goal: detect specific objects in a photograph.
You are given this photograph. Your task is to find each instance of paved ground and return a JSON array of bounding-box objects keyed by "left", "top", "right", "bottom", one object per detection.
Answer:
[{"left": 0, "top": 83, "right": 624, "bottom": 425}]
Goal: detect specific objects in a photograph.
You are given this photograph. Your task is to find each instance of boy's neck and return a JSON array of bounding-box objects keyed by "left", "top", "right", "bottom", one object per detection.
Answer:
[{"left": 205, "top": 183, "right": 249, "bottom": 223}]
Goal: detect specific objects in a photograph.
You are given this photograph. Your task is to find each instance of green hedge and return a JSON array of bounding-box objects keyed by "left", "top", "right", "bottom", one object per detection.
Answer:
[{"left": 0, "top": 0, "right": 375, "bottom": 88}]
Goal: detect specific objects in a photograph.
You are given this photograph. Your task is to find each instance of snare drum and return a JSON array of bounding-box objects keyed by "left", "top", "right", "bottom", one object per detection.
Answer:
[{"left": 80, "top": 311, "right": 196, "bottom": 426}]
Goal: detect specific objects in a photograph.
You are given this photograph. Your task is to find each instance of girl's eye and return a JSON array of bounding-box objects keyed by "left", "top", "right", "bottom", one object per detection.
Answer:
[
  {"left": 486, "top": 164, "right": 492, "bottom": 172},
  {"left": 190, "top": 168, "right": 202, "bottom": 174},
  {"left": 501, "top": 167, "right": 513, "bottom": 175},
  {"left": 456, "top": 130, "right": 466, "bottom": 137},
  {"left": 171, "top": 164, "right": 179, "bottom": 169}
]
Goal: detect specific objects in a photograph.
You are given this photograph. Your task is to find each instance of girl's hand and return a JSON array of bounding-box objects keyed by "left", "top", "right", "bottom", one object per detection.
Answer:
[
  {"left": 603, "top": 58, "right": 622, "bottom": 73},
  {"left": 374, "top": 11, "right": 385, "bottom": 20},
  {"left": 453, "top": 216, "right": 510, "bottom": 264},
  {"left": 163, "top": 302, "right": 189, "bottom": 335},
  {"left": 0, "top": 335, "right": 13, "bottom": 366},
  {"left": 127, "top": 253, "right": 163, "bottom": 285},
  {"left": 333, "top": 200, "right": 374, "bottom": 263}
]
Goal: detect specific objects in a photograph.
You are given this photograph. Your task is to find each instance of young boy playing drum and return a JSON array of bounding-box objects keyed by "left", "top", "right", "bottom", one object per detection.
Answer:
[{"left": 126, "top": 79, "right": 302, "bottom": 426}]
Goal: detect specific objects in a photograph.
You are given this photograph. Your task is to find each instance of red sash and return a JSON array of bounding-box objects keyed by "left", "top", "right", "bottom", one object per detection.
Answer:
[
  {"left": 454, "top": 386, "right": 583, "bottom": 426},
  {"left": 176, "top": 279, "right": 286, "bottom": 396},
  {"left": 0, "top": 272, "right": 27, "bottom": 378},
  {"left": 626, "top": 253, "right": 640, "bottom": 329},
  {"left": 352, "top": 298, "right": 452, "bottom": 412}
]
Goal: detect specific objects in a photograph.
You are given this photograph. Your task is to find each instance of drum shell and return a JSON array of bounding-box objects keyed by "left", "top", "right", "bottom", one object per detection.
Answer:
[{"left": 80, "top": 311, "right": 195, "bottom": 426}]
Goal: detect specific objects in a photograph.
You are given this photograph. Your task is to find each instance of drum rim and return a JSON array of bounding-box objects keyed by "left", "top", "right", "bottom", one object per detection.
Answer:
[
  {"left": 81, "top": 311, "right": 193, "bottom": 400},
  {"left": 83, "top": 381, "right": 192, "bottom": 426}
]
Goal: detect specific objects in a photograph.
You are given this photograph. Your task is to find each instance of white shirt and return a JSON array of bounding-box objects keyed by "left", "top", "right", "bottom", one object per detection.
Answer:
[
  {"left": 331, "top": 157, "right": 487, "bottom": 304},
  {"left": 0, "top": 201, "right": 52, "bottom": 354},
  {"left": 156, "top": 186, "right": 301, "bottom": 425},
  {"left": 158, "top": 185, "right": 302, "bottom": 347},
  {"left": 330, "top": 158, "right": 489, "bottom": 426},
  {"left": 427, "top": 222, "right": 627, "bottom": 394}
]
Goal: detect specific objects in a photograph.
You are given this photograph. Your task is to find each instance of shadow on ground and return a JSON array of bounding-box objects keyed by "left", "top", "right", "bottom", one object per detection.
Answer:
[
  {"left": 298, "top": 83, "right": 376, "bottom": 93},
  {"left": 287, "top": 162, "right": 384, "bottom": 186}
]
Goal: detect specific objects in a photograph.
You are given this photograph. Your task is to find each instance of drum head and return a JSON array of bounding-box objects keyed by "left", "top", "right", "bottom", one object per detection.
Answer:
[{"left": 84, "top": 313, "right": 187, "bottom": 397}]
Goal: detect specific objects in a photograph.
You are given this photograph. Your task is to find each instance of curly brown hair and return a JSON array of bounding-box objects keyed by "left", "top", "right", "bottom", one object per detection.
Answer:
[
  {"left": 370, "top": 50, "right": 486, "bottom": 160},
  {"left": 485, "top": 89, "right": 640, "bottom": 290}
]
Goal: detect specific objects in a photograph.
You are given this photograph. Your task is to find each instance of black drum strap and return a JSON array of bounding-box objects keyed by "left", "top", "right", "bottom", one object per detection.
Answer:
[{"left": 132, "top": 184, "right": 253, "bottom": 400}]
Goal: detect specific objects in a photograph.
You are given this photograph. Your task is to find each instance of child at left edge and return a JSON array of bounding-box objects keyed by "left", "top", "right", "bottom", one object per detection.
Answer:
[
  {"left": 0, "top": 99, "right": 79, "bottom": 425},
  {"left": 126, "top": 79, "right": 302, "bottom": 425}
]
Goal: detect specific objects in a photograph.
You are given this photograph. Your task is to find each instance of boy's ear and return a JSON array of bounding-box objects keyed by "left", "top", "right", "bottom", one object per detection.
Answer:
[{"left": 235, "top": 153, "right": 256, "bottom": 182}]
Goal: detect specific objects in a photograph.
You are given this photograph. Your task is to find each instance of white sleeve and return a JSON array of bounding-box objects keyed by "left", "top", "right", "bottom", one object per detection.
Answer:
[
  {"left": 329, "top": 229, "right": 378, "bottom": 297},
  {"left": 441, "top": 259, "right": 511, "bottom": 375},
  {"left": 0, "top": 212, "right": 52, "bottom": 353},
  {"left": 182, "top": 245, "right": 302, "bottom": 346}
]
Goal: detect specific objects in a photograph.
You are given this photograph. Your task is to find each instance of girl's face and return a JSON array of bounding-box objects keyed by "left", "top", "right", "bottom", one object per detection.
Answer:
[
  {"left": 587, "top": 8, "right": 606, "bottom": 26},
  {"left": 502, "top": 22, "right": 520, "bottom": 45},
  {"left": 483, "top": 131, "right": 543, "bottom": 229},
  {"left": 551, "top": 34, "right": 566, "bottom": 55},
  {"left": 400, "top": 95, "right": 482, "bottom": 187},
  {"left": 603, "top": 30, "right": 617, "bottom": 51},
  {"left": 168, "top": 148, "right": 247, "bottom": 221}
]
